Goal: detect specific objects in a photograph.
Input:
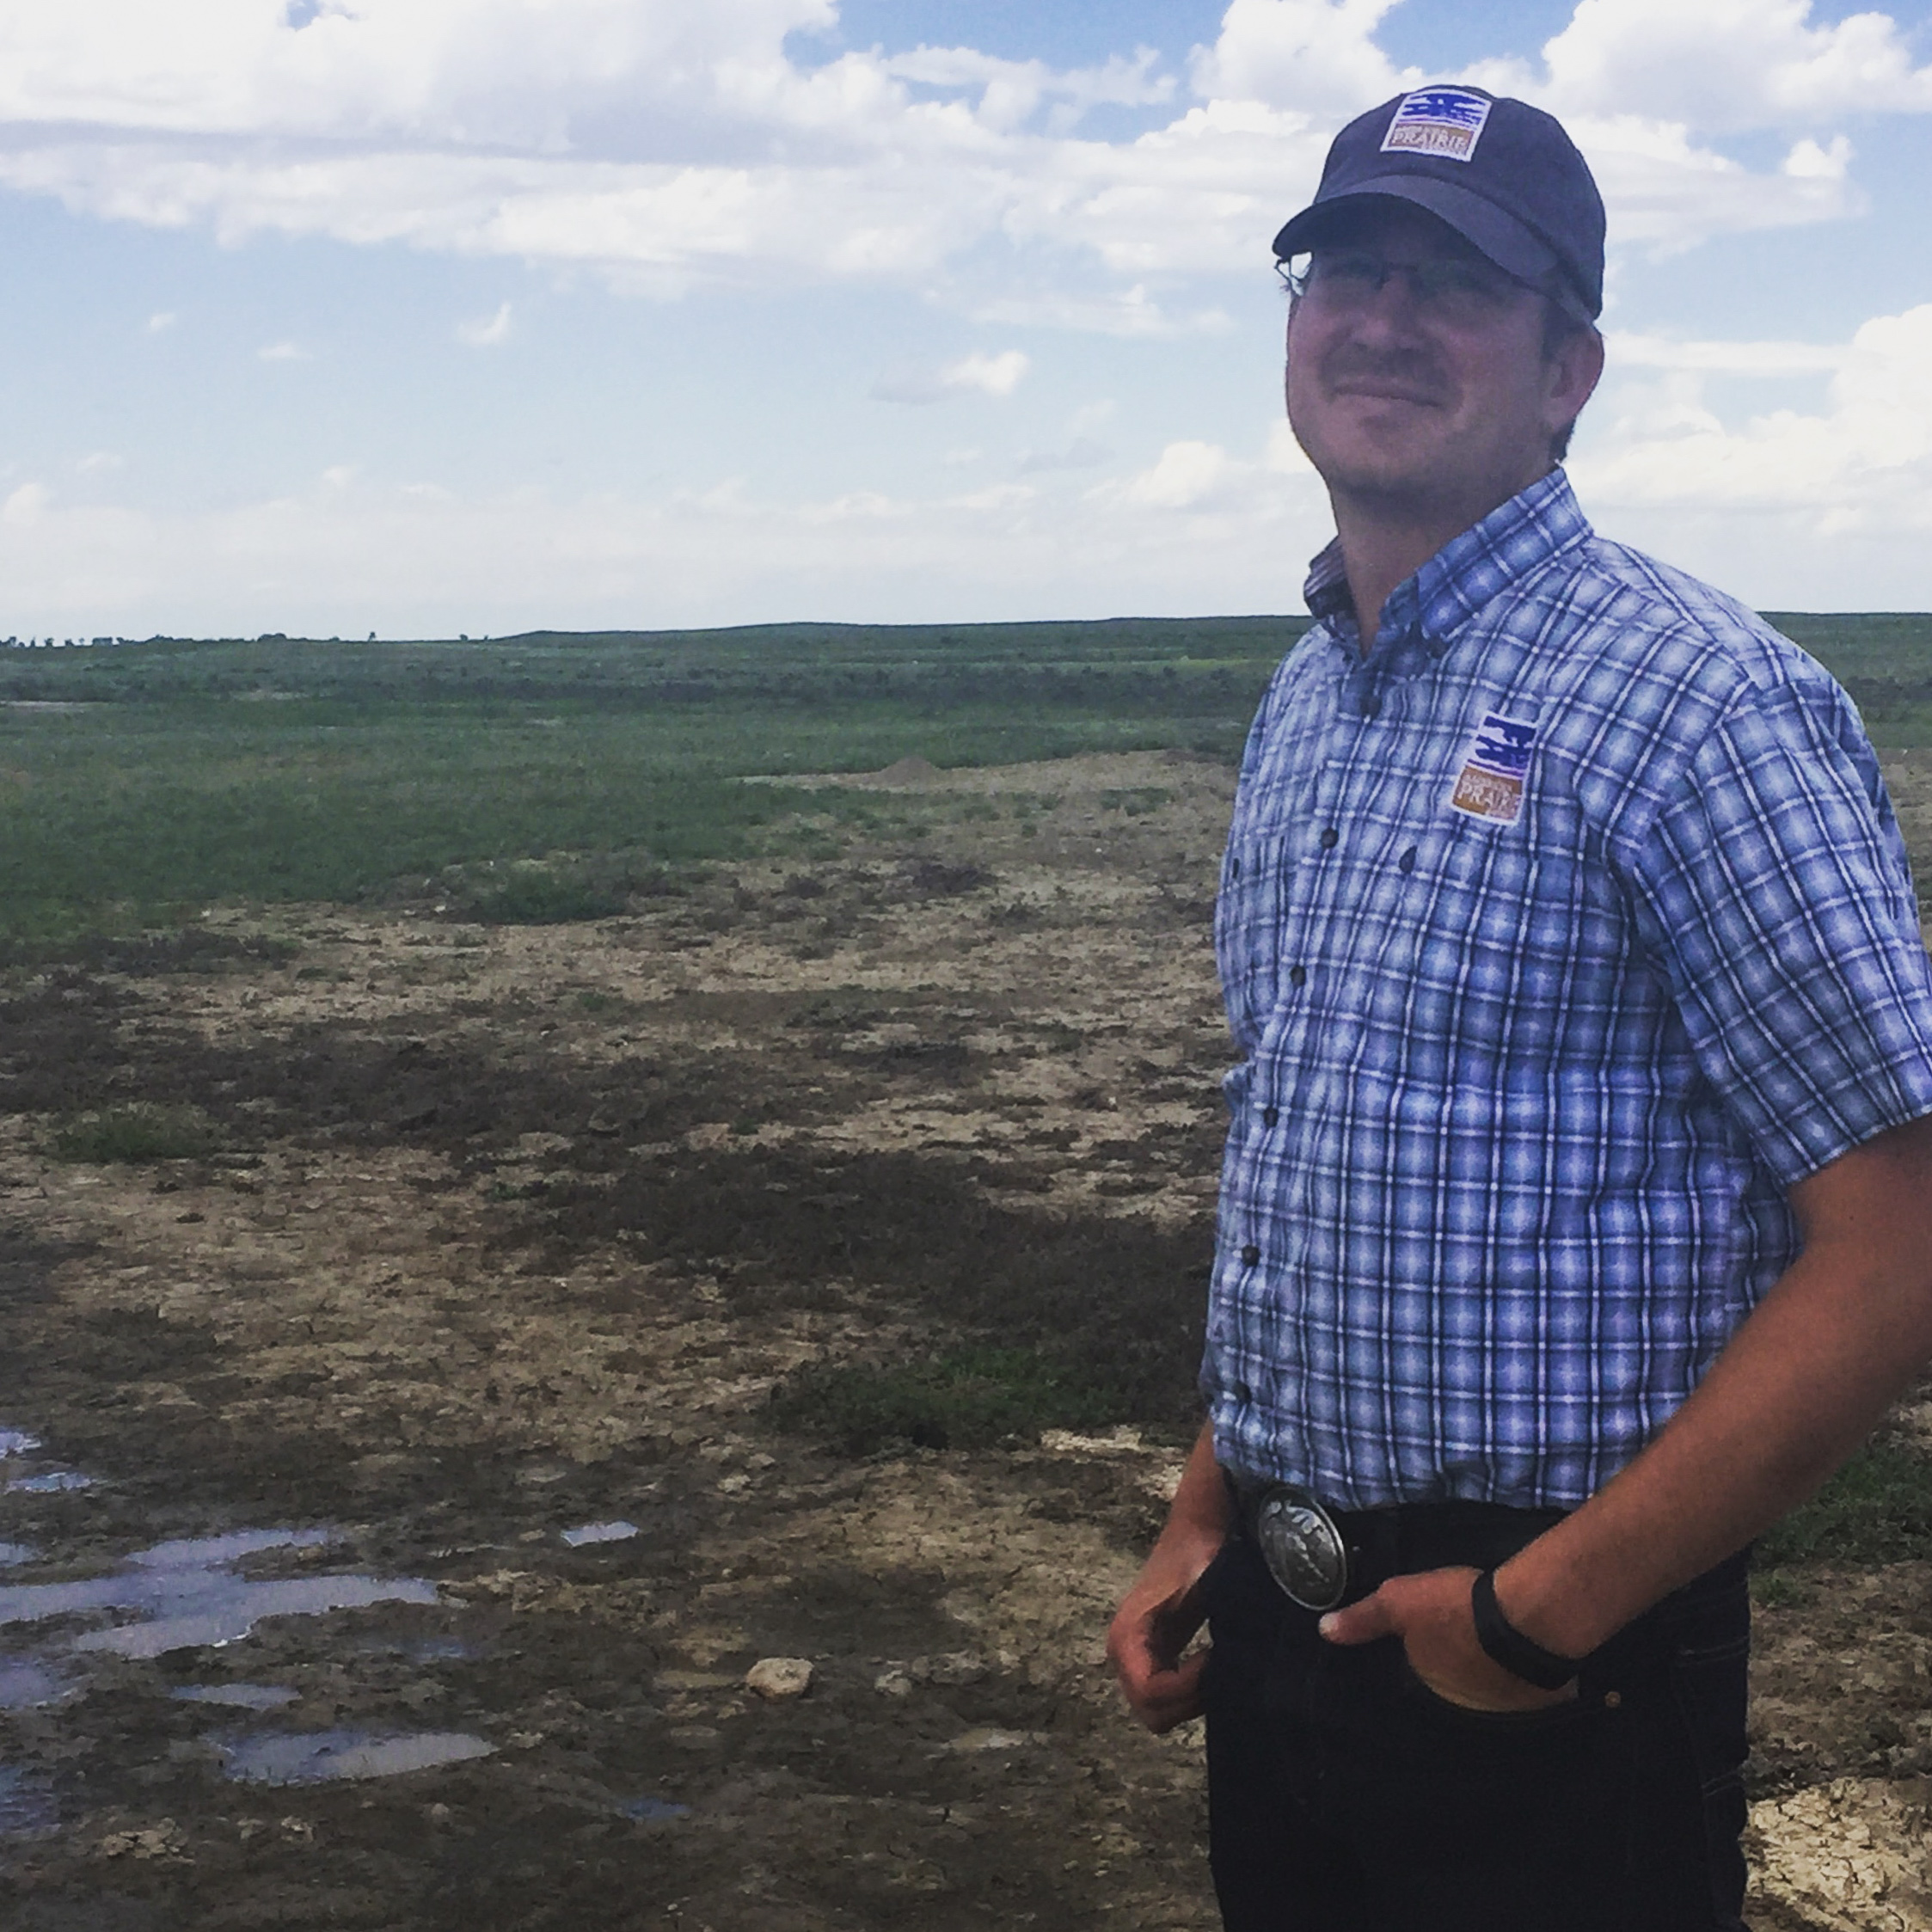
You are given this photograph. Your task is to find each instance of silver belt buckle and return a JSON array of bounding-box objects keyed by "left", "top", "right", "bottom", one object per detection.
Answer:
[{"left": 1254, "top": 1483, "right": 1350, "bottom": 1611}]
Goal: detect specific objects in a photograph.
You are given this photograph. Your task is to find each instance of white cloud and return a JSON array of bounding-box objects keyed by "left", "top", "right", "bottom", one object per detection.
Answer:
[
  {"left": 1607, "top": 332, "right": 1845, "bottom": 375},
  {"left": 257, "top": 339, "right": 307, "bottom": 360},
  {"left": 0, "top": 0, "right": 1912, "bottom": 318},
  {"left": 457, "top": 299, "right": 512, "bottom": 346},
  {"left": 1536, "top": 0, "right": 1932, "bottom": 131},
  {"left": 1188, "top": 0, "right": 1411, "bottom": 117},
  {"left": 1019, "top": 435, "right": 1112, "bottom": 474},
  {"left": 3, "top": 483, "right": 46, "bottom": 527},
  {"left": 1573, "top": 116, "right": 1860, "bottom": 255},
  {"left": 1581, "top": 302, "right": 1932, "bottom": 510},
  {"left": 1115, "top": 439, "right": 1254, "bottom": 511},
  {"left": 1562, "top": 302, "right": 1932, "bottom": 602},
  {"left": 880, "top": 45, "right": 1174, "bottom": 135},
  {"left": 75, "top": 451, "right": 124, "bottom": 474},
  {"left": 872, "top": 348, "right": 1029, "bottom": 404},
  {"left": 144, "top": 310, "right": 176, "bottom": 332},
  {"left": 0, "top": 453, "right": 1328, "bottom": 635}
]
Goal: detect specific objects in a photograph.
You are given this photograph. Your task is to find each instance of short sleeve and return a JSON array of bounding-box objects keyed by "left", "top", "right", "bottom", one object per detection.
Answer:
[{"left": 1625, "top": 673, "right": 1932, "bottom": 1187}]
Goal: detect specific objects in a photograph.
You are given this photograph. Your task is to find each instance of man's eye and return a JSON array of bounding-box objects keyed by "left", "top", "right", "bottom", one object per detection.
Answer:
[
  {"left": 1323, "top": 256, "right": 1383, "bottom": 287},
  {"left": 1429, "top": 264, "right": 1498, "bottom": 300}
]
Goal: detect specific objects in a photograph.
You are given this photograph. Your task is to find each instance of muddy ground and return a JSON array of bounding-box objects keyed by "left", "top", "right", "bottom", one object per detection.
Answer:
[{"left": 0, "top": 748, "right": 1928, "bottom": 1931}]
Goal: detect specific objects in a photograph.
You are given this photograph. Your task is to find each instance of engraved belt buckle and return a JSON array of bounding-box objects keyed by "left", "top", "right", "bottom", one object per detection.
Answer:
[{"left": 1254, "top": 1483, "right": 1350, "bottom": 1611}]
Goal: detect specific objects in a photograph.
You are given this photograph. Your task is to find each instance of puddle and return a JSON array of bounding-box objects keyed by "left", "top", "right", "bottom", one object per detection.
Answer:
[
  {"left": 172, "top": 1684, "right": 299, "bottom": 1711},
  {"left": 561, "top": 1521, "right": 638, "bottom": 1549},
  {"left": 0, "top": 1765, "right": 57, "bottom": 1837},
  {"left": 0, "top": 1659, "right": 72, "bottom": 1709},
  {"left": 0, "top": 1527, "right": 439, "bottom": 1659},
  {"left": 620, "top": 1796, "right": 690, "bottom": 1823},
  {"left": 0, "top": 1546, "right": 37, "bottom": 1569},
  {"left": 219, "top": 1730, "right": 495, "bottom": 1785},
  {"left": 0, "top": 1432, "right": 41, "bottom": 1460},
  {"left": 5, "top": 1472, "right": 93, "bottom": 1495},
  {"left": 401, "top": 1636, "right": 476, "bottom": 1663}
]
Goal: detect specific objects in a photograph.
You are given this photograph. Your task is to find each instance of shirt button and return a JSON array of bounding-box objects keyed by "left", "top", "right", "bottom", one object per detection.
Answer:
[
  {"left": 1261, "top": 1107, "right": 1279, "bottom": 1127},
  {"left": 1319, "top": 826, "right": 1338, "bottom": 849},
  {"left": 1235, "top": 1383, "right": 1254, "bottom": 1404},
  {"left": 1240, "top": 1244, "right": 1260, "bottom": 1268},
  {"left": 1230, "top": 856, "right": 1242, "bottom": 879},
  {"left": 1398, "top": 846, "right": 1417, "bottom": 874},
  {"left": 1289, "top": 966, "right": 1306, "bottom": 987}
]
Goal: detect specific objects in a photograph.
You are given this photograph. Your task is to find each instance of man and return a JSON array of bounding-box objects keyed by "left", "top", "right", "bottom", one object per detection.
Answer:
[{"left": 1107, "top": 85, "right": 1932, "bottom": 1931}]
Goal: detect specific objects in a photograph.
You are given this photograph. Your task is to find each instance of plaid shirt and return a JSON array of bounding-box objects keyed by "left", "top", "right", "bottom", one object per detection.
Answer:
[{"left": 1205, "top": 469, "right": 1932, "bottom": 1509}]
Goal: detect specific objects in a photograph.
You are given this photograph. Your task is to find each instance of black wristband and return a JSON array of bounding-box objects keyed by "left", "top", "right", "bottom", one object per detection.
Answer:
[{"left": 1469, "top": 1568, "right": 1581, "bottom": 1690}]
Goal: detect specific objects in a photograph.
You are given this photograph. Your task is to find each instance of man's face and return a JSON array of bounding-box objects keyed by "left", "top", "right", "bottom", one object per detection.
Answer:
[{"left": 1284, "top": 202, "right": 1599, "bottom": 527}]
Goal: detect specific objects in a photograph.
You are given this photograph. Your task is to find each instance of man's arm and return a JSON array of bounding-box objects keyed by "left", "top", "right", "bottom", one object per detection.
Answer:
[
  {"left": 1325, "top": 1110, "right": 1932, "bottom": 1708},
  {"left": 1107, "top": 1420, "right": 1231, "bottom": 1732}
]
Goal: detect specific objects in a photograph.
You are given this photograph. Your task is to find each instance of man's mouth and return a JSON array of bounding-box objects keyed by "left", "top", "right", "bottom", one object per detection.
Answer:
[{"left": 1328, "top": 378, "right": 1443, "bottom": 406}]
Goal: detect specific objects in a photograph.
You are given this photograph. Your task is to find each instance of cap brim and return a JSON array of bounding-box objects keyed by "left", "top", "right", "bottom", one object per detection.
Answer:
[{"left": 1273, "top": 178, "right": 1597, "bottom": 320}]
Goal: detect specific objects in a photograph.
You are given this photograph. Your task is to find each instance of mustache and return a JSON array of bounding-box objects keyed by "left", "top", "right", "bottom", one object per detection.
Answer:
[{"left": 1316, "top": 347, "right": 1450, "bottom": 396}]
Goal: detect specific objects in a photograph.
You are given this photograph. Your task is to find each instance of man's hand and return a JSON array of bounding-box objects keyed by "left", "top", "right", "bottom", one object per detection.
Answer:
[
  {"left": 1107, "top": 1553, "right": 1216, "bottom": 1733},
  {"left": 1319, "top": 1565, "right": 1576, "bottom": 1713},
  {"left": 1108, "top": 1421, "right": 1230, "bottom": 1733}
]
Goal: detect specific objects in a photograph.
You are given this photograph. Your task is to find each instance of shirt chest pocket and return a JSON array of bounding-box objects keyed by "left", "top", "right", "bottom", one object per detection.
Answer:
[{"left": 1217, "top": 831, "right": 1296, "bottom": 1043}]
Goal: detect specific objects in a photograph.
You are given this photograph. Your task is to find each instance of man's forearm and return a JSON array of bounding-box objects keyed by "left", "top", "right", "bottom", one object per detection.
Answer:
[{"left": 1496, "top": 1114, "right": 1932, "bottom": 1659}]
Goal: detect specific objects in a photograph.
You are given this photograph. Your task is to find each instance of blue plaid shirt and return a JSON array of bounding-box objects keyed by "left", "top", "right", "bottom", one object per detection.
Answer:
[{"left": 1205, "top": 469, "right": 1932, "bottom": 1510}]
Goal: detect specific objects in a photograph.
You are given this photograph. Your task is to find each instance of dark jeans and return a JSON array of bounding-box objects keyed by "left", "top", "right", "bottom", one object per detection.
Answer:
[{"left": 1202, "top": 1529, "right": 1751, "bottom": 1932}]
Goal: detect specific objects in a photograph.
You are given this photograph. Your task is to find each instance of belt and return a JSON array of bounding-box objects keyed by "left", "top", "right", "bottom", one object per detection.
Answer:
[{"left": 1224, "top": 1469, "right": 1567, "bottom": 1613}]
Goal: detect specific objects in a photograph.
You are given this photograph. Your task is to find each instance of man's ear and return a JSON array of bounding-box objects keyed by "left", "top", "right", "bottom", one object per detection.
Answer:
[{"left": 1544, "top": 322, "right": 1604, "bottom": 439}]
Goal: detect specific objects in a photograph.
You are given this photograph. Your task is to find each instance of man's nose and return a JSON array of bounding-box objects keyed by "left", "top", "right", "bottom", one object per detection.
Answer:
[{"left": 1354, "top": 267, "right": 1430, "bottom": 332}]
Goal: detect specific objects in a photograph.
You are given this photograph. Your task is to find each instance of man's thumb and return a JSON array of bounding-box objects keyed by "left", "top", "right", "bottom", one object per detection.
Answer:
[{"left": 1318, "top": 1588, "right": 1394, "bottom": 1647}]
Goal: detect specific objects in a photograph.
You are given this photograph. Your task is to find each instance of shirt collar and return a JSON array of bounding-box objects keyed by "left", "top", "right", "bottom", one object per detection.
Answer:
[{"left": 1300, "top": 468, "right": 1592, "bottom": 659}]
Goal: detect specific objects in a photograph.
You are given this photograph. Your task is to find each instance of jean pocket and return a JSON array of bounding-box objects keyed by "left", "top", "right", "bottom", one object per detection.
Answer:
[
  {"left": 1394, "top": 1651, "right": 1591, "bottom": 1737},
  {"left": 1664, "top": 1582, "right": 1751, "bottom": 1927}
]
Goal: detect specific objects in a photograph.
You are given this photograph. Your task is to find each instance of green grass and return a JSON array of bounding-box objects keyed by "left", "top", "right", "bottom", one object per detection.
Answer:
[
  {"left": 0, "top": 613, "right": 1925, "bottom": 948},
  {"left": 1756, "top": 1439, "right": 1932, "bottom": 1570},
  {"left": 768, "top": 1346, "right": 1132, "bottom": 1457},
  {"left": 0, "top": 618, "right": 1303, "bottom": 946},
  {"left": 46, "top": 1103, "right": 220, "bottom": 1163}
]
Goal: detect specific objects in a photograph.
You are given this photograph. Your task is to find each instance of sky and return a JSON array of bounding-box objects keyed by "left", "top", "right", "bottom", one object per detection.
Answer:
[{"left": 1, "top": 0, "right": 1929, "bottom": 639}]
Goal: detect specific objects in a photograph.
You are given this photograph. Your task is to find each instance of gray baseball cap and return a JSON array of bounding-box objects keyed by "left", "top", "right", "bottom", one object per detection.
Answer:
[{"left": 1272, "top": 85, "right": 1605, "bottom": 322}]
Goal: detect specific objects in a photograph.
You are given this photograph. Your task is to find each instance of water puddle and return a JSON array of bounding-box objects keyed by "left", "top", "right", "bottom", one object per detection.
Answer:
[
  {"left": 0, "top": 1527, "right": 439, "bottom": 1659},
  {"left": 6, "top": 1472, "right": 94, "bottom": 1495},
  {"left": 0, "top": 1766, "right": 58, "bottom": 1837},
  {"left": 219, "top": 1730, "right": 494, "bottom": 1785},
  {"left": 0, "top": 1659, "right": 72, "bottom": 1709},
  {"left": 172, "top": 1684, "right": 298, "bottom": 1711},
  {"left": 0, "top": 1432, "right": 41, "bottom": 1460},
  {"left": 0, "top": 1546, "right": 36, "bottom": 1569},
  {"left": 561, "top": 1521, "right": 638, "bottom": 1549},
  {"left": 620, "top": 1795, "right": 690, "bottom": 1823}
]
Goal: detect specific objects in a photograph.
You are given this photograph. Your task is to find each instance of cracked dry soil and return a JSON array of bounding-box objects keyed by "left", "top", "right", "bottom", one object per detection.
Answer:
[{"left": 0, "top": 748, "right": 1928, "bottom": 1931}]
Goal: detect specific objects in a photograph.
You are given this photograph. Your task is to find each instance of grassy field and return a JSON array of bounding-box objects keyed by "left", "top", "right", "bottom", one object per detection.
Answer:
[
  {"left": 0, "top": 618, "right": 1297, "bottom": 946},
  {"left": 3, "top": 612, "right": 1931, "bottom": 1583},
  {"left": 2, "top": 610, "right": 1927, "bottom": 947}
]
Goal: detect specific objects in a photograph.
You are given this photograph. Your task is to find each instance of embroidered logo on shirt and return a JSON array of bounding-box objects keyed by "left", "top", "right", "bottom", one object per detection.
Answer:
[
  {"left": 1449, "top": 712, "right": 1536, "bottom": 824},
  {"left": 1381, "top": 87, "right": 1494, "bottom": 163}
]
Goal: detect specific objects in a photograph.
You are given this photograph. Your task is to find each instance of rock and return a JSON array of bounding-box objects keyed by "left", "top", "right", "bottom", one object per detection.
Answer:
[
  {"left": 910, "top": 1652, "right": 987, "bottom": 1687},
  {"left": 745, "top": 1656, "right": 813, "bottom": 1700}
]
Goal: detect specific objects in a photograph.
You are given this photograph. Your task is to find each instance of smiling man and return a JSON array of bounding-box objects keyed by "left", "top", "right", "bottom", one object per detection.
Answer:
[{"left": 1107, "top": 87, "right": 1932, "bottom": 1932}]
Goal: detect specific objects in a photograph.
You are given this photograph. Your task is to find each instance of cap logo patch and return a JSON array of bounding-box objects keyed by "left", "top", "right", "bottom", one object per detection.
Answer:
[
  {"left": 1449, "top": 711, "right": 1535, "bottom": 824},
  {"left": 1382, "top": 87, "right": 1493, "bottom": 164}
]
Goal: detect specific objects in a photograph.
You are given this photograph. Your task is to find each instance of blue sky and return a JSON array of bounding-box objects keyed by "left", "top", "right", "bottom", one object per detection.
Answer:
[{"left": 0, "top": 0, "right": 1928, "bottom": 638}]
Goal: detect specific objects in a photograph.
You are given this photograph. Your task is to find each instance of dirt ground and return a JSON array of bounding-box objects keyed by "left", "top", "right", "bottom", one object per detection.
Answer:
[{"left": 0, "top": 748, "right": 1928, "bottom": 1931}]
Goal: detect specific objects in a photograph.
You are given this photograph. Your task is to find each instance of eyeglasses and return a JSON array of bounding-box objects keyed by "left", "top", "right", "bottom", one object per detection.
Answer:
[{"left": 1278, "top": 250, "right": 1525, "bottom": 326}]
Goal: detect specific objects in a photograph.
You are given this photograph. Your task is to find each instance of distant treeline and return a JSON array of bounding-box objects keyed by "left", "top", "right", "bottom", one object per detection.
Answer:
[
  {"left": 2, "top": 610, "right": 1925, "bottom": 715},
  {"left": 0, "top": 617, "right": 1307, "bottom": 715}
]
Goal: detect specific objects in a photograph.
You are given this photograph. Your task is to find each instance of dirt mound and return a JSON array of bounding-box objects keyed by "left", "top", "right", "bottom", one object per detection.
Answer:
[{"left": 873, "top": 754, "right": 940, "bottom": 783}]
